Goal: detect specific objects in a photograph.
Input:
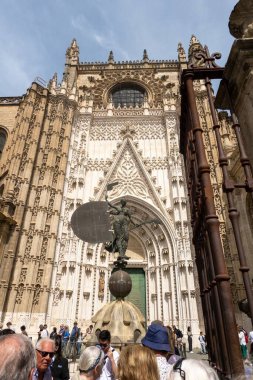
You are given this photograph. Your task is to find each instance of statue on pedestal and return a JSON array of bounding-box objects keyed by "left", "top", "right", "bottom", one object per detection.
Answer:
[{"left": 105, "top": 196, "right": 136, "bottom": 259}]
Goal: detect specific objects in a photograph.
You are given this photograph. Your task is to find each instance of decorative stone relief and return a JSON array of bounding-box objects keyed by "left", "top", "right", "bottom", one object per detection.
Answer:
[
  {"left": 16, "top": 284, "right": 24, "bottom": 305},
  {"left": 89, "top": 120, "right": 165, "bottom": 141},
  {"left": 107, "top": 150, "right": 149, "bottom": 199},
  {"left": 33, "top": 285, "right": 41, "bottom": 306},
  {"left": 98, "top": 272, "right": 105, "bottom": 299},
  {"left": 23, "top": 224, "right": 35, "bottom": 263}
]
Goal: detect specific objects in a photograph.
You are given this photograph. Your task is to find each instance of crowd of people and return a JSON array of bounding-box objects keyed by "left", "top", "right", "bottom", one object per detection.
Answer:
[
  {"left": 0, "top": 320, "right": 252, "bottom": 379},
  {"left": 0, "top": 321, "right": 223, "bottom": 380}
]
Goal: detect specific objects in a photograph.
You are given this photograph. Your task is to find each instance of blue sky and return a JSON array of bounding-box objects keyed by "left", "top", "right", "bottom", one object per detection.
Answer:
[{"left": 0, "top": 0, "right": 237, "bottom": 96}]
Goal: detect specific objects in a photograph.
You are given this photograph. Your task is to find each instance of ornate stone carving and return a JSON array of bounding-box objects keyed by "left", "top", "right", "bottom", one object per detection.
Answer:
[
  {"left": 229, "top": 0, "right": 253, "bottom": 38},
  {"left": 89, "top": 120, "right": 165, "bottom": 141},
  {"left": 98, "top": 272, "right": 105, "bottom": 298},
  {"left": 16, "top": 284, "right": 24, "bottom": 304},
  {"left": 33, "top": 285, "right": 41, "bottom": 306},
  {"left": 108, "top": 149, "right": 149, "bottom": 199}
]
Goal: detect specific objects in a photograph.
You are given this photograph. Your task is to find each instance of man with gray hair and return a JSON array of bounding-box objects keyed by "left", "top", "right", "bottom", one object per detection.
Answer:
[
  {"left": 0, "top": 333, "right": 35, "bottom": 380},
  {"left": 32, "top": 338, "right": 55, "bottom": 379}
]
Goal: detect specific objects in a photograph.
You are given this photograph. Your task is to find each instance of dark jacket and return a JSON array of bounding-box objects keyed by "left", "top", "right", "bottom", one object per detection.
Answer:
[{"left": 51, "top": 356, "right": 69, "bottom": 380}]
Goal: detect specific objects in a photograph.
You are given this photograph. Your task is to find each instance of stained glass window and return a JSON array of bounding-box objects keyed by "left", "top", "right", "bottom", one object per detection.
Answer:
[{"left": 111, "top": 84, "right": 145, "bottom": 108}]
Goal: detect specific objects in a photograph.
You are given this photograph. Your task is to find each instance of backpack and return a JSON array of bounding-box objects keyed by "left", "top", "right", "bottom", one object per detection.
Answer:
[{"left": 176, "top": 329, "right": 183, "bottom": 338}]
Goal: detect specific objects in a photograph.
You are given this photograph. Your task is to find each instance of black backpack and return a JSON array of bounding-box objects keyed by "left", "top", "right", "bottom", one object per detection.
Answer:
[{"left": 176, "top": 329, "right": 183, "bottom": 338}]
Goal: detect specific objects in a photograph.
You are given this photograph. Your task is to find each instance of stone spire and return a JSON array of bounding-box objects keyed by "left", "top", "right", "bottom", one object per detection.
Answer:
[
  {"left": 188, "top": 35, "right": 205, "bottom": 67},
  {"left": 177, "top": 42, "right": 187, "bottom": 66},
  {"left": 108, "top": 50, "right": 115, "bottom": 64},
  {"left": 48, "top": 73, "right": 58, "bottom": 94},
  {"left": 66, "top": 39, "right": 79, "bottom": 65},
  {"left": 142, "top": 49, "right": 149, "bottom": 62}
]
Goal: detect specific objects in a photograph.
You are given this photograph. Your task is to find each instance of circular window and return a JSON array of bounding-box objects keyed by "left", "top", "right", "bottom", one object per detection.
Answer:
[{"left": 111, "top": 83, "right": 146, "bottom": 108}]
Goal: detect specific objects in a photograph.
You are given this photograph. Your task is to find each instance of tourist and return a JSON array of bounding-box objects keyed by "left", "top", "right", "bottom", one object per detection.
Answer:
[
  {"left": 76, "top": 332, "right": 83, "bottom": 356},
  {"left": 249, "top": 329, "right": 253, "bottom": 357},
  {"left": 83, "top": 325, "right": 93, "bottom": 344},
  {"left": 21, "top": 325, "right": 28, "bottom": 336},
  {"left": 51, "top": 335, "right": 69, "bottom": 380},
  {"left": 198, "top": 331, "right": 206, "bottom": 355},
  {"left": 59, "top": 324, "right": 65, "bottom": 336},
  {"left": 71, "top": 346, "right": 104, "bottom": 380},
  {"left": 118, "top": 344, "right": 159, "bottom": 380},
  {"left": 0, "top": 333, "right": 35, "bottom": 380},
  {"left": 50, "top": 327, "right": 58, "bottom": 340},
  {"left": 41, "top": 324, "right": 49, "bottom": 338},
  {"left": 6, "top": 321, "right": 14, "bottom": 331},
  {"left": 69, "top": 322, "right": 79, "bottom": 358},
  {"left": 167, "top": 358, "right": 219, "bottom": 380},
  {"left": 70, "top": 322, "right": 79, "bottom": 343},
  {"left": 38, "top": 324, "right": 44, "bottom": 341},
  {"left": 142, "top": 323, "right": 172, "bottom": 380},
  {"left": 187, "top": 326, "right": 193, "bottom": 353},
  {"left": 238, "top": 326, "right": 248, "bottom": 360},
  {"left": 62, "top": 325, "right": 70, "bottom": 355},
  {"left": 172, "top": 326, "right": 183, "bottom": 356},
  {"left": 32, "top": 338, "right": 55, "bottom": 379},
  {"left": 97, "top": 330, "right": 119, "bottom": 380}
]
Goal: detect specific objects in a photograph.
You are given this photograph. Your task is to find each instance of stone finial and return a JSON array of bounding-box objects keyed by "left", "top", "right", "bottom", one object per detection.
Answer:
[
  {"left": 189, "top": 34, "right": 200, "bottom": 46},
  {"left": 188, "top": 35, "right": 205, "bottom": 67},
  {"left": 177, "top": 42, "right": 187, "bottom": 63},
  {"left": 108, "top": 50, "right": 114, "bottom": 63},
  {"left": 143, "top": 49, "right": 149, "bottom": 62},
  {"left": 229, "top": 0, "right": 253, "bottom": 38},
  {"left": 48, "top": 73, "right": 58, "bottom": 93},
  {"left": 66, "top": 38, "right": 79, "bottom": 65},
  {"left": 60, "top": 73, "right": 67, "bottom": 95}
]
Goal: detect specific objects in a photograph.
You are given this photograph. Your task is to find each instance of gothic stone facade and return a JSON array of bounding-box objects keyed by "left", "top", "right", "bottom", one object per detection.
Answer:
[{"left": 0, "top": 37, "right": 248, "bottom": 339}]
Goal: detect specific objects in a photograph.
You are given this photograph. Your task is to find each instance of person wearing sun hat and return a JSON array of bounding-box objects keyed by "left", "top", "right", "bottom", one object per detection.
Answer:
[{"left": 142, "top": 323, "right": 172, "bottom": 380}]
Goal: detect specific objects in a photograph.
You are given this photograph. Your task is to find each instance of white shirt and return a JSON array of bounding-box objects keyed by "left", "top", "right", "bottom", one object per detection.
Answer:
[
  {"left": 239, "top": 331, "right": 246, "bottom": 345},
  {"left": 156, "top": 356, "right": 172, "bottom": 380},
  {"left": 249, "top": 331, "right": 253, "bottom": 343},
  {"left": 41, "top": 329, "right": 49, "bottom": 338},
  {"left": 98, "top": 347, "right": 119, "bottom": 380}
]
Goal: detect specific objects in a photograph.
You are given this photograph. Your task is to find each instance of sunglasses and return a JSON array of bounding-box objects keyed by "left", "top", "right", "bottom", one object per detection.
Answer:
[
  {"left": 36, "top": 349, "right": 54, "bottom": 359},
  {"left": 173, "top": 358, "right": 185, "bottom": 380}
]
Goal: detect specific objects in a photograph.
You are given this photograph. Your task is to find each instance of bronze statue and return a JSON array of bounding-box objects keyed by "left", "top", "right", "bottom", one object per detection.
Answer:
[
  {"left": 105, "top": 196, "right": 136, "bottom": 259},
  {"left": 105, "top": 193, "right": 160, "bottom": 262}
]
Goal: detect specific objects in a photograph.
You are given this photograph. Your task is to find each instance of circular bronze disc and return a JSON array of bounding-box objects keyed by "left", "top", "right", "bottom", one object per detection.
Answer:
[{"left": 71, "top": 201, "right": 113, "bottom": 243}]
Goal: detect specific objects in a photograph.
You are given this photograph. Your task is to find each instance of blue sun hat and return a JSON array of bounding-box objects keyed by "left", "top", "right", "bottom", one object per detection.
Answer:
[{"left": 141, "top": 323, "right": 171, "bottom": 352}]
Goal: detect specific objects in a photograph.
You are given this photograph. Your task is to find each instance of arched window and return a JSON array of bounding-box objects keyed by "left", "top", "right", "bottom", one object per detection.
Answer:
[
  {"left": 111, "top": 83, "right": 146, "bottom": 108},
  {"left": 0, "top": 128, "right": 7, "bottom": 157}
]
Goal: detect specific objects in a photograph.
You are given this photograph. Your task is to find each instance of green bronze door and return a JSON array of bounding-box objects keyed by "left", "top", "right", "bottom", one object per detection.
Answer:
[{"left": 111, "top": 268, "right": 146, "bottom": 317}]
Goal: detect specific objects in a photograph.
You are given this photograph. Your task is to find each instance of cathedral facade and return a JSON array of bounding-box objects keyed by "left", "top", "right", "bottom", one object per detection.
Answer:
[{"left": 1, "top": 36, "right": 249, "bottom": 339}]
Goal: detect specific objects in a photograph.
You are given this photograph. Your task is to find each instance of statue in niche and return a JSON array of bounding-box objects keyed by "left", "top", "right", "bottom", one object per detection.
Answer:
[{"left": 98, "top": 273, "right": 105, "bottom": 297}]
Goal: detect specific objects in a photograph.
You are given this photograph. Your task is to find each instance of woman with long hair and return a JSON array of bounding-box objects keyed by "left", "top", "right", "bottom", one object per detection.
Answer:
[
  {"left": 117, "top": 345, "right": 159, "bottom": 380},
  {"left": 51, "top": 335, "right": 70, "bottom": 380},
  {"left": 71, "top": 346, "right": 104, "bottom": 380}
]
